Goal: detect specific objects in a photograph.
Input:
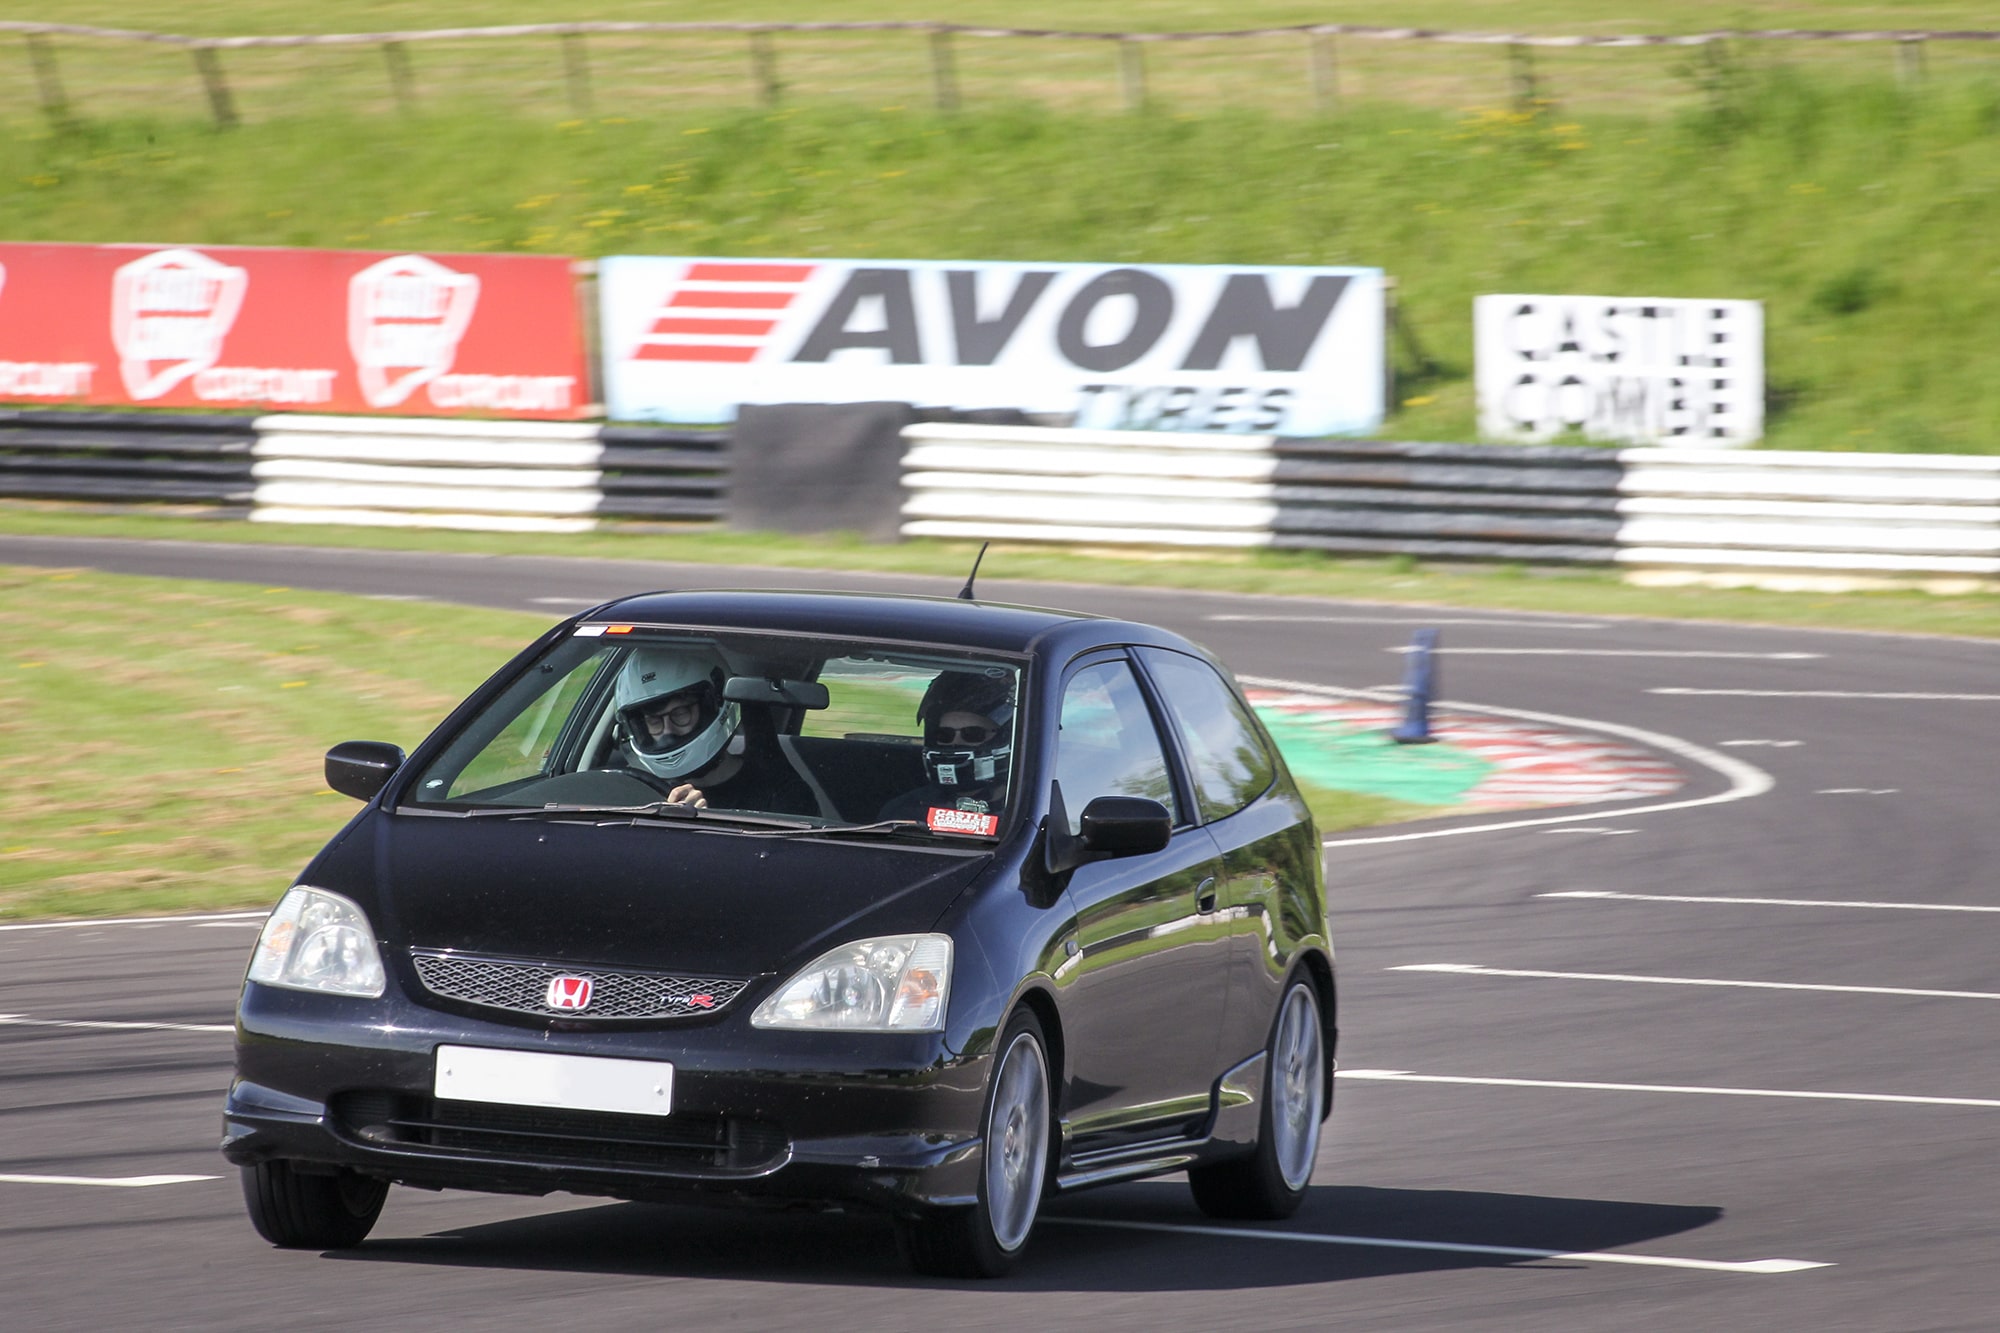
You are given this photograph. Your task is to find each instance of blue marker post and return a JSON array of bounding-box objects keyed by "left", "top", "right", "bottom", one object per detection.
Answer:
[{"left": 1390, "top": 627, "right": 1439, "bottom": 745}]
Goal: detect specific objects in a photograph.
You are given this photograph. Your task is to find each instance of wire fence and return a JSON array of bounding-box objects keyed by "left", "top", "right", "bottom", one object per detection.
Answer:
[{"left": 7, "top": 19, "right": 1997, "bottom": 128}]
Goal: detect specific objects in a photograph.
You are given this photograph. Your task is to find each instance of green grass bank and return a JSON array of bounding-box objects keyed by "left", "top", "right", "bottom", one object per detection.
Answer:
[{"left": 5, "top": 67, "right": 1999, "bottom": 451}]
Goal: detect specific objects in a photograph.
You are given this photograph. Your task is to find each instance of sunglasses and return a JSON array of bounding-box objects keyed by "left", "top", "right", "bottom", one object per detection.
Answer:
[{"left": 928, "top": 724, "right": 997, "bottom": 745}]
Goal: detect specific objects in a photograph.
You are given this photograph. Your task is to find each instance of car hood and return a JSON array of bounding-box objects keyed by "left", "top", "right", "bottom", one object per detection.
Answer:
[{"left": 326, "top": 811, "right": 993, "bottom": 979}]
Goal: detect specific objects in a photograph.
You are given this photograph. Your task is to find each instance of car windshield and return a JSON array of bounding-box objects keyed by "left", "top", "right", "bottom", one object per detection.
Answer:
[{"left": 402, "top": 625, "right": 1024, "bottom": 843}]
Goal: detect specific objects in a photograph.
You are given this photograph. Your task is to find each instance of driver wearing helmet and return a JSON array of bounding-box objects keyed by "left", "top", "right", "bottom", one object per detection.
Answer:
[
  {"left": 611, "top": 646, "right": 817, "bottom": 816},
  {"left": 878, "top": 670, "right": 1015, "bottom": 824}
]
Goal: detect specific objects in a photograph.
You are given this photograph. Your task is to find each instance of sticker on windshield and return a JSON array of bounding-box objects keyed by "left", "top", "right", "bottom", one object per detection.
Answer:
[{"left": 927, "top": 807, "right": 999, "bottom": 837}]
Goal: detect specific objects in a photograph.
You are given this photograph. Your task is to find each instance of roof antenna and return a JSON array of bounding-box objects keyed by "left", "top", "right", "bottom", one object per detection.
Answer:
[{"left": 956, "top": 541, "right": 990, "bottom": 602}]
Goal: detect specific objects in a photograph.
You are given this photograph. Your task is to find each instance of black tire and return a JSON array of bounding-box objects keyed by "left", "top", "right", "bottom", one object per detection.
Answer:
[
  {"left": 240, "top": 1160, "right": 388, "bottom": 1249},
  {"left": 1188, "top": 977, "right": 1326, "bottom": 1221},
  {"left": 897, "top": 1009, "right": 1052, "bottom": 1278}
]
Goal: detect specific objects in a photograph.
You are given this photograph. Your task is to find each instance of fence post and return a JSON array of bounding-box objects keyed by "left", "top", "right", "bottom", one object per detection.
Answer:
[
  {"left": 929, "top": 28, "right": 959, "bottom": 111},
  {"left": 1896, "top": 37, "right": 1926, "bottom": 87},
  {"left": 1309, "top": 30, "right": 1338, "bottom": 114},
  {"left": 1509, "top": 42, "right": 1538, "bottom": 112},
  {"left": 25, "top": 33, "right": 72, "bottom": 128},
  {"left": 1120, "top": 38, "right": 1147, "bottom": 111},
  {"left": 563, "top": 32, "right": 594, "bottom": 117},
  {"left": 192, "top": 46, "right": 238, "bottom": 128},
  {"left": 382, "top": 41, "right": 415, "bottom": 113},
  {"left": 750, "top": 30, "right": 781, "bottom": 106}
]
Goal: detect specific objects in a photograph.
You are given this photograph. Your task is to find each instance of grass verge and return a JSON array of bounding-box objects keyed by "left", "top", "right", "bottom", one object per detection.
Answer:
[{"left": 0, "top": 558, "right": 1441, "bottom": 920}]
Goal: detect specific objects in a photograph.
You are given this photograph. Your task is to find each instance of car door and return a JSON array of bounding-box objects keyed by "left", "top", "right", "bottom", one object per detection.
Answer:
[
  {"left": 1135, "top": 646, "right": 1317, "bottom": 1069},
  {"left": 1051, "top": 652, "right": 1229, "bottom": 1142}
]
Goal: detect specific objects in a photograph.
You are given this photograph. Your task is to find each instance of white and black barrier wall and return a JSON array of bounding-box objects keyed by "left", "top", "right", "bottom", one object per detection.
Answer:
[
  {"left": 3, "top": 409, "right": 1999, "bottom": 583},
  {"left": 899, "top": 424, "right": 2000, "bottom": 580}
]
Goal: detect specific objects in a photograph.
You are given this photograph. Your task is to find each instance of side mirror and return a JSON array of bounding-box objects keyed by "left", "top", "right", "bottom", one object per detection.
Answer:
[
  {"left": 1044, "top": 783, "right": 1172, "bottom": 876},
  {"left": 1079, "top": 796, "right": 1173, "bottom": 856},
  {"left": 325, "top": 740, "right": 406, "bottom": 802},
  {"left": 723, "top": 675, "right": 830, "bottom": 710}
]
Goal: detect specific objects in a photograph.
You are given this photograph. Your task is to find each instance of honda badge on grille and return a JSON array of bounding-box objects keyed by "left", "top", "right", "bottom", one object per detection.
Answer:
[{"left": 545, "top": 975, "right": 593, "bottom": 1011}]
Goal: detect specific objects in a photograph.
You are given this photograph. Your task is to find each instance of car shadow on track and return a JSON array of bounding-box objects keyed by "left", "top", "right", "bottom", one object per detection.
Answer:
[{"left": 324, "top": 1182, "right": 1723, "bottom": 1290}]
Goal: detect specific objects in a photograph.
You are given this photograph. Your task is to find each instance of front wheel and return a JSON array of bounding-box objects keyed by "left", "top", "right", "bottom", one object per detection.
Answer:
[
  {"left": 240, "top": 1160, "right": 388, "bottom": 1249},
  {"left": 897, "top": 1008, "right": 1052, "bottom": 1278},
  {"left": 1188, "top": 977, "right": 1326, "bottom": 1220}
]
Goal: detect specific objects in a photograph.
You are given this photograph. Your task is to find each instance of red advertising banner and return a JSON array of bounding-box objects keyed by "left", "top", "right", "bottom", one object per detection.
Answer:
[{"left": 0, "top": 243, "right": 590, "bottom": 419}]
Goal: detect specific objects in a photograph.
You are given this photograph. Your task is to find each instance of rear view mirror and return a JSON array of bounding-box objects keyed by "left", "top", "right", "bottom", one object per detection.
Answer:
[
  {"left": 325, "top": 740, "right": 406, "bottom": 802},
  {"left": 724, "top": 675, "right": 830, "bottom": 710},
  {"left": 1078, "top": 796, "right": 1173, "bottom": 856}
]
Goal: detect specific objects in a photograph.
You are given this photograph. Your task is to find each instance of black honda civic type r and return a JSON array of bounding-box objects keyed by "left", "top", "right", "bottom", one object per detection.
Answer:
[{"left": 222, "top": 588, "right": 1335, "bottom": 1277}]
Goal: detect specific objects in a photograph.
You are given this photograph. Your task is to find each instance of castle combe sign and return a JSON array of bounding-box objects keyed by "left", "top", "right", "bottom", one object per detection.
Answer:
[
  {"left": 1475, "top": 294, "right": 1765, "bottom": 447},
  {"left": 601, "top": 257, "right": 1386, "bottom": 435}
]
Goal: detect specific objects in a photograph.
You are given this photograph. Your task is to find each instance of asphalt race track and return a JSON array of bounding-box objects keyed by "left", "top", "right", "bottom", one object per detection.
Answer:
[{"left": 5, "top": 533, "right": 1999, "bottom": 1331}]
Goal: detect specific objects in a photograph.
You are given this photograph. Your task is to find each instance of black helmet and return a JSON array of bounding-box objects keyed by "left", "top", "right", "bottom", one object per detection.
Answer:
[{"left": 917, "top": 671, "right": 1015, "bottom": 789}]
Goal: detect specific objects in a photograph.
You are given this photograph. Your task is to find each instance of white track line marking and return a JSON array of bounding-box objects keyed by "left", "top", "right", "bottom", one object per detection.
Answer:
[
  {"left": 0, "top": 1013, "right": 234, "bottom": 1033},
  {"left": 1209, "top": 615, "right": 1607, "bottom": 629},
  {"left": 1391, "top": 963, "right": 2000, "bottom": 1002},
  {"left": 1544, "top": 889, "right": 2000, "bottom": 914},
  {"left": 1653, "top": 688, "right": 2000, "bottom": 701},
  {"left": 0, "top": 1173, "right": 219, "bottom": 1188},
  {"left": 1043, "top": 1217, "right": 1828, "bottom": 1274},
  {"left": 0, "top": 910, "right": 267, "bottom": 933},
  {"left": 1721, "top": 739, "right": 1802, "bottom": 747},
  {"left": 1818, "top": 787, "right": 1898, "bottom": 795},
  {"left": 1389, "top": 648, "right": 1822, "bottom": 659},
  {"left": 1234, "top": 677, "right": 1774, "bottom": 848},
  {"left": 1544, "top": 828, "right": 1638, "bottom": 836},
  {"left": 1337, "top": 1068, "right": 2000, "bottom": 1110}
]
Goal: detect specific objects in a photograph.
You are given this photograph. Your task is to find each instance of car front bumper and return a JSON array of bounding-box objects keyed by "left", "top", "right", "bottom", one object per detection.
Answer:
[{"left": 220, "top": 982, "right": 991, "bottom": 1214}]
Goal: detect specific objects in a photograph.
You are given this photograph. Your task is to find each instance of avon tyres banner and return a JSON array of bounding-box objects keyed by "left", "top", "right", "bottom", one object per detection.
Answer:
[
  {"left": 600, "top": 257, "right": 1385, "bottom": 435},
  {"left": 0, "top": 243, "right": 589, "bottom": 418}
]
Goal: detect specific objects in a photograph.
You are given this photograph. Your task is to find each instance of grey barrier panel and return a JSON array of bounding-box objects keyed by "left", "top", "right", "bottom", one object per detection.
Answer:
[
  {"left": 728, "top": 402, "right": 914, "bottom": 542},
  {"left": 595, "top": 425, "right": 730, "bottom": 522},
  {"left": 0, "top": 409, "right": 258, "bottom": 507},
  {"left": 1271, "top": 436, "right": 1623, "bottom": 562}
]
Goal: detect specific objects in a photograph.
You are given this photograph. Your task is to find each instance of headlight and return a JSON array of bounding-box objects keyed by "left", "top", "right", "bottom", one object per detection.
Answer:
[
  {"left": 752, "top": 934, "right": 952, "bottom": 1032},
  {"left": 246, "top": 886, "right": 386, "bottom": 998}
]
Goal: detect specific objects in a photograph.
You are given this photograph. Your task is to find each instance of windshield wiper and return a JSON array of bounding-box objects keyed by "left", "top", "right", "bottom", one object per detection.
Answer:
[
  {"left": 736, "top": 819, "right": 948, "bottom": 840},
  {"left": 451, "top": 802, "right": 826, "bottom": 832},
  {"left": 457, "top": 801, "right": 702, "bottom": 821}
]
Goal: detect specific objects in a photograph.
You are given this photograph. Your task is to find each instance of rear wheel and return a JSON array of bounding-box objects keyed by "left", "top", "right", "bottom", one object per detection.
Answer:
[
  {"left": 898, "top": 1008, "right": 1051, "bottom": 1278},
  {"left": 240, "top": 1160, "right": 388, "bottom": 1249},
  {"left": 1188, "top": 978, "right": 1325, "bottom": 1220}
]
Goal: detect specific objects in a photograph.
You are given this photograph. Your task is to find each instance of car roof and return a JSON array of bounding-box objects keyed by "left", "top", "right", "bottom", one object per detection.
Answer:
[{"left": 586, "top": 588, "right": 1203, "bottom": 660}]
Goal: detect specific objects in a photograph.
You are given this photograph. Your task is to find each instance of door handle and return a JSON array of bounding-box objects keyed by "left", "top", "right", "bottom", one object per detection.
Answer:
[{"left": 1196, "top": 877, "right": 1218, "bottom": 914}]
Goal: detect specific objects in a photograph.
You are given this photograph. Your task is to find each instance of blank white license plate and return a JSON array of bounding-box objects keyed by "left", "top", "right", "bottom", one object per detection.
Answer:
[{"left": 434, "top": 1045, "right": 674, "bottom": 1117}]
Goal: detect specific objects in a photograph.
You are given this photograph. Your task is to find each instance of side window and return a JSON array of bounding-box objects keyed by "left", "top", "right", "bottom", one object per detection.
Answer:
[
  {"left": 1138, "top": 648, "right": 1275, "bottom": 823},
  {"left": 1054, "top": 659, "right": 1178, "bottom": 834}
]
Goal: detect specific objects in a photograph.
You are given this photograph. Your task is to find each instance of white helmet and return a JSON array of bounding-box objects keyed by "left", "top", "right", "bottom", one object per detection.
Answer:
[{"left": 613, "top": 646, "right": 741, "bottom": 782}]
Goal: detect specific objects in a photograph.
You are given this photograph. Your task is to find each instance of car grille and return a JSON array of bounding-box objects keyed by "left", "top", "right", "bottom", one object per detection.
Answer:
[
  {"left": 410, "top": 948, "right": 752, "bottom": 1021},
  {"left": 334, "top": 1092, "right": 790, "bottom": 1176}
]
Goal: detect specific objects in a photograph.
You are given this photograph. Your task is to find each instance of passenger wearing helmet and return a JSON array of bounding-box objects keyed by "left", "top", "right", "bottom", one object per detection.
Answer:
[
  {"left": 878, "top": 670, "right": 1015, "bottom": 825},
  {"left": 610, "top": 646, "right": 817, "bottom": 816}
]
